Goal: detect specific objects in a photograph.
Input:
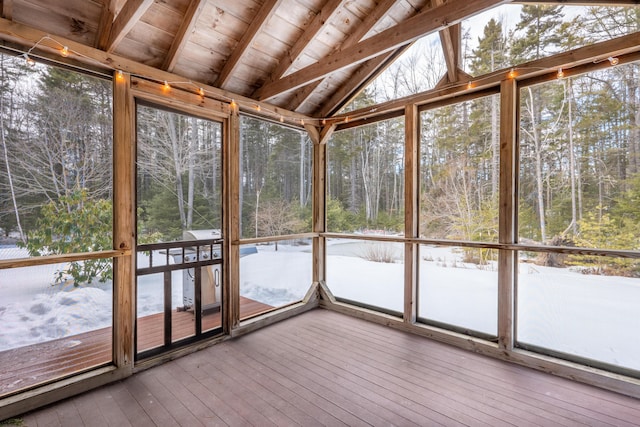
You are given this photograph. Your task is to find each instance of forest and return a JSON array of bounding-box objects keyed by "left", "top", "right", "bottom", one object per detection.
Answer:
[
  {"left": 0, "top": 5, "right": 639, "bottom": 282},
  {"left": 328, "top": 5, "right": 640, "bottom": 275}
]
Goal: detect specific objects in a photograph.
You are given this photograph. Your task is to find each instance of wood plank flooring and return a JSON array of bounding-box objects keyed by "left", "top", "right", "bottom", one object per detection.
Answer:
[
  {"left": 18, "top": 309, "right": 640, "bottom": 426},
  {"left": 0, "top": 297, "right": 272, "bottom": 398}
]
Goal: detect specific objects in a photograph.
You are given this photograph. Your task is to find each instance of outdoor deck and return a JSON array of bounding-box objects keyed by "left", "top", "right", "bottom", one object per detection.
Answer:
[
  {"left": 18, "top": 309, "right": 640, "bottom": 426},
  {"left": 0, "top": 297, "right": 273, "bottom": 398}
]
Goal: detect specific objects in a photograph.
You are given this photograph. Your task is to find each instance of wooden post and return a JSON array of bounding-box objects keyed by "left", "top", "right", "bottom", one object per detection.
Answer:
[
  {"left": 112, "top": 70, "right": 135, "bottom": 370},
  {"left": 225, "top": 104, "right": 241, "bottom": 331},
  {"left": 311, "top": 125, "right": 335, "bottom": 293},
  {"left": 404, "top": 104, "right": 419, "bottom": 323},
  {"left": 498, "top": 78, "right": 517, "bottom": 350},
  {"left": 307, "top": 125, "right": 324, "bottom": 286}
]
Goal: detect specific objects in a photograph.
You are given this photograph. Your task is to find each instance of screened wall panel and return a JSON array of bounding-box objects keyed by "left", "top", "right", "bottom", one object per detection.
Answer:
[
  {"left": 517, "top": 62, "right": 640, "bottom": 373},
  {"left": 239, "top": 116, "right": 312, "bottom": 239}
]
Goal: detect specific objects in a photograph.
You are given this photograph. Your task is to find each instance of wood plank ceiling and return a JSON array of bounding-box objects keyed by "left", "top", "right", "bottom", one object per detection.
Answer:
[{"left": 0, "top": 0, "right": 511, "bottom": 117}]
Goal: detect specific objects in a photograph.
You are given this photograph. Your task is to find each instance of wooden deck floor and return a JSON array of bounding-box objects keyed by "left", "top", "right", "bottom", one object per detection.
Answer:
[
  {"left": 0, "top": 297, "right": 272, "bottom": 398},
  {"left": 18, "top": 309, "right": 640, "bottom": 426}
]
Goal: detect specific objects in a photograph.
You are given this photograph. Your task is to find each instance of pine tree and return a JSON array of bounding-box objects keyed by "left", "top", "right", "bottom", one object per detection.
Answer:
[{"left": 510, "top": 5, "right": 564, "bottom": 63}]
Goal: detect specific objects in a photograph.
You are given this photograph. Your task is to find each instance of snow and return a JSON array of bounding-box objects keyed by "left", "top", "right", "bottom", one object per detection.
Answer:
[
  {"left": 240, "top": 243, "right": 312, "bottom": 306},
  {"left": 1, "top": 243, "right": 639, "bottom": 371}
]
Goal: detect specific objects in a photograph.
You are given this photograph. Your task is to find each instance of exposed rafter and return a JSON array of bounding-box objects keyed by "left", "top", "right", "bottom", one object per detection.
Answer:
[
  {"left": 433, "top": 0, "right": 463, "bottom": 84},
  {"left": 215, "top": 0, "right": 285, "bottom": 88},
  {"left": 256, "top": 0, "right": 510, "bottom": 102},
  {"left": 286, "top": 0, "right": 398, "bottom": 111},
  {"left": 96, "top": 0, "right": 117, "bottom": 50},
  {"left": 316, "top": 46, "right": 412, "bottom": 118},
  {"left": 105, "top": 0, "right": 154, "bottom": 52},
  {"left": 162, "top": 0, "right": 205, "bottom": 72},
  {"left": 439, "top": 24, "right": 461, "bottom": 82},
  {"left": 260, "top": 0, "right": 343, "bottom": 86},
  {"left": 2, "top": 0, "right": 13, "bottom": 20}
]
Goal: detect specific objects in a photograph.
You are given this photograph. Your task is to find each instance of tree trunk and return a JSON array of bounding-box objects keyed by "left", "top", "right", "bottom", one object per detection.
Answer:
[
  {"left": 527, "top": 87, "right": 547, "bottom": 242},
  {"left": 567, "top": 79, "right": 578, "bottom": 235},
  {"left": 491, "top": 95, "right": 499, "bottom": 199},
  {"left": 186, "top": 118, "right": 196, "bottom": 230},
  {"left": 0, "top": 92, "right": 26, "bottom": 244},
  {"left": 167, "top": 114, "right": 186, "bottom": 229}
]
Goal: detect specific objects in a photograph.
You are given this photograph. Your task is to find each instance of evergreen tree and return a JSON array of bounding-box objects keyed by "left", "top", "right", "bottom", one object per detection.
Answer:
[
  {"left": 470, "top": 18, "right": 507, "bottom": 75},
  {"left": 511, "top": 5, "right": 564, "bottom": 63}
]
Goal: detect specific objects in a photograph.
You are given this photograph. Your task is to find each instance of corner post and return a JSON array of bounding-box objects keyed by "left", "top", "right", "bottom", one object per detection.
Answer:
[
  {"left": 113, "top": 70, "right": 135, "bottom": 370},
  {"left": 404, "top": 104, "right": 419, "bottom": 324},
  {"left": 498, "top": 78, "right": 518, "bottom": 350}
]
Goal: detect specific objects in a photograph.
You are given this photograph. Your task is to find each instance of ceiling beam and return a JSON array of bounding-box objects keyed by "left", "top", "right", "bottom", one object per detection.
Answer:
[
  {"left": 263, "top": 0, "right": 343, "bottom": 83},
  {"left": 215, "top": 0, "right": 285, "bottom": 88},
  {"left": 316, "top": 45, "right": 412, "bottom": 118},
  {"left": 162, "top": 0, "right": 205, "bottom": 72},
  {"left": 255, "top": 0, "right": 510, "bottom": 101},
  {"left": 96, "top": 0, "right": 117, "bottom": 50},
  {"left": 284, "top": 0, "right": 398, "bottom": 111},
  {"left": 339, "top": 0, "right": 398, "bottom": 48},
  {"left": 105, "top": 0, "right": 154, "bottom": 52},
  {"left": 439, "top": 24, "right": 461, "bottom": 83},
  {"left": 433, "top": 0, "right": 463, "bottom": 84}
]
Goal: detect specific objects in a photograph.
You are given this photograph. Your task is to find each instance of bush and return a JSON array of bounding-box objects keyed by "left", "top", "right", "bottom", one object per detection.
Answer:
[
  {"left": 19, "top": 190, "right": 112, "bottom": 286},
  {"left": 360, "top": 243, "right": 397, "bottom": 263}
]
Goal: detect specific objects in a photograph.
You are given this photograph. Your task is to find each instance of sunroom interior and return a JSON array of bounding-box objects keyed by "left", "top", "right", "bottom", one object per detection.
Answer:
[{"left": 1, "top": 0, "right": 639, "bottom": 421}]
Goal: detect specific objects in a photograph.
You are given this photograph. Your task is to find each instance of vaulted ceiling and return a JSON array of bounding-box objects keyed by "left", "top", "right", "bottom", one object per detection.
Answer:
[{"left": 1, "top": 0, "right": 632, "bottom": 117}]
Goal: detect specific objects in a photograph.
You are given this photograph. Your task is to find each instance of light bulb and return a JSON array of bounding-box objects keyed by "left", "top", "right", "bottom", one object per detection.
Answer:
[
  {"left": 608, "top": 57, "right": 619, "bottom": 66},
  {"left": 300, "top": 119, "right": 305, "bottom": 126},
  {"left": 60, "top": 46, "right": 69, "bottom": 57},
  {"left": 557, "top": 68, "right": 564, "bottom": 79},
  {"left": 163, "top": 81, "right": 170, "bottom": 91},
  {"left": 230, "top": 99, "right": 237, "bottom": 110},
  {"left": 25, "top": 55, "right": 35, "bottom": 66},
  {"left": 256, "top": 105, "right": 261, "bottom": 112},
  {"left": 467, "top": 81, "right": 473, "bottom": 90},
  {"left": 198, "top": 87, "right": 205, "bottom": 96},
  {"left": 280, "top": 116, "right": 284, "bottom": 123},
  {"left": 322, "top": 119, "right": 327, "bottom": 125},
  {"left": 116, "top": 70, "right": 124, "bottom": 81},
  {"left": 508, "top": 69, "right": 517, "bottom": 79}
]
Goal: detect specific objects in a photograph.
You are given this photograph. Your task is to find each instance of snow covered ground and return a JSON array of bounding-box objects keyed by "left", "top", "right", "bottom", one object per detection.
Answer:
[{"left": 1, "top": 242, "right": 639, "bottom": 371}]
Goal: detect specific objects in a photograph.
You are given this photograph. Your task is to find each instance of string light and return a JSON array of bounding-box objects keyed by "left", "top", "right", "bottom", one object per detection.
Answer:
[
  {"left": 15, "top": 34, "right": 358, "bottom": 127},
  {"left": 22, "top": 53, "right": 35, "bottom": 66},
  {"left": 25, "top": 32, "right": 628, "bottom": 128}
]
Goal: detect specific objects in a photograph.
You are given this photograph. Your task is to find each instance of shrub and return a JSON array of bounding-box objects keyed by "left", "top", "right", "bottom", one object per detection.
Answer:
[
  {"left": 361, "top": 243, "right": 397, "bottom": 263},
  {"left": 20, "top": 190, "right": 112, "bottom": 286}
]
